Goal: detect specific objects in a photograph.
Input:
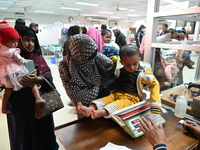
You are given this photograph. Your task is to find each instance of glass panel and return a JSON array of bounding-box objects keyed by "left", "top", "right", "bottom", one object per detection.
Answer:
[
  {"left": 153, "top": 49, "right": 198, "bottom": 91},
  {"left": 159, "top": 0, "right": 198, "bottom": 12}
]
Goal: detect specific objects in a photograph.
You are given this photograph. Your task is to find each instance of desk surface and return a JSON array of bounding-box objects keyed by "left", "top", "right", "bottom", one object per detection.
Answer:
[{"left": 55, "top": 110, "right": 198, "bottom": 150}]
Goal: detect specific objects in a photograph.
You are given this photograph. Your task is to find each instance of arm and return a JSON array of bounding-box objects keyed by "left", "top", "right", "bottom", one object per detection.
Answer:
[
  {"left": 139, "top": 117, "right": 167, "bottom": 149},
  {"left": 140, "top": 36, "right": 146, "bottom": 54},
  {"left": 141, "top": 69, "right": 161, "bottom": 114},
  {"left": 157, "top": 33, "right": 185, "bottom": 43},
  {"left": 59, "top": 61, "right": 100, "bottom": 106},
  {"left": 13, "top": 51, "right": 28, "bottom": 64}
]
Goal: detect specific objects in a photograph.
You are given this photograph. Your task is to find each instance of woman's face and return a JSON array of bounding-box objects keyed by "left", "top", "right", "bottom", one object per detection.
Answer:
[
  {"left": 21, "top": 35, "right": 35, "bottom": 52},
  {"left": 102, "top": 33, "right": 112, "bottom": 43}
]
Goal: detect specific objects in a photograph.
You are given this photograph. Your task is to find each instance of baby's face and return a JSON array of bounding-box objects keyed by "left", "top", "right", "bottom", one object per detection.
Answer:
[
  {"left": 102, "top": 33, "right": 112, "bottom": 43},
  {"left": 120, "top": 54, "right": 140, "bottom": 73},
  {"left": 4, "top": 39, "right": 18, "bottom": 48}
]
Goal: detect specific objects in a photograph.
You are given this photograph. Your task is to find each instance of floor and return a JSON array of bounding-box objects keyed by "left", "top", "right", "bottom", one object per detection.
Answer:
[{"left": 0, "top": 54, "right": 198, "bottom": 150}]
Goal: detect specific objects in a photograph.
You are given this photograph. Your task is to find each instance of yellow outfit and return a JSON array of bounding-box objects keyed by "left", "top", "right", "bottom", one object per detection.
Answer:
[{"left": 92, "top": 56, "right": 161, "bottom": 116}]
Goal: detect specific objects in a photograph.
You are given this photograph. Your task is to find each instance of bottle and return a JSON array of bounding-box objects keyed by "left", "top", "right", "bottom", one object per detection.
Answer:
[{"left": 174, "top": 89, "right": 188, "bottom": 118}]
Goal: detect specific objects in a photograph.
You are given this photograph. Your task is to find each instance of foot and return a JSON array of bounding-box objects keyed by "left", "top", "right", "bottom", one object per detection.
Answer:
[
  {"left": 2, "top": 108, "right": 11, "bottom": 114},
  {"left": 36, "top": 98, "right": 46, "bottom": 104},
  {"left": 77, "top": 102, "right": 91, "bottom": 117},
  {"left": 90, "top": 108, "right": 99, "bottom": 119}
]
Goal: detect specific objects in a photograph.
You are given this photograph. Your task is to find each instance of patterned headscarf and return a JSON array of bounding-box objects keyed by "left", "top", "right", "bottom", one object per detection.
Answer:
[{"left": 59, "top": 34, "right": 115, "bottom": 118}]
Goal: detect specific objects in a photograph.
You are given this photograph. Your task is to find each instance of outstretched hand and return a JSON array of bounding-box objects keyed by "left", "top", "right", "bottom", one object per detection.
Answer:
[{"left": 139, "top": 117, "right": 166, "bottom": 147}]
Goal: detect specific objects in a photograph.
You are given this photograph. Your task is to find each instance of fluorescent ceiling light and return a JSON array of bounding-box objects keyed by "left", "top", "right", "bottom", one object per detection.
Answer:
[
  {"left": 118, "top": 8, "right": 128, "bottom": 11},
  {"left": 98, "top": 11, "right": 114, "bottom": 14},
  {"left": 127, "top": 14, "right": 139, "bottom": 17},
  {"left": 128, "top": 9, "right": 135, "bottom": 11},
  {"left": 0, "top": 7, "right": 8, "bottom": 9},
  {"left": 60, "top": 7, "right": 81, "bottom": 10},
  {"left": 110, "top": 16, "right": 121, "bottom": 19},
  {"left": 34, "top": 10, "right": 54, "bottom": 13},
  {"left": 75, "top": 2, "right": 99, "bottom": 7},
  {"left": 83, "top": 14, "right": 98, "bottom": 16},
  {"left": 0, "top": 0, "right": 16, "bottom": 4}
]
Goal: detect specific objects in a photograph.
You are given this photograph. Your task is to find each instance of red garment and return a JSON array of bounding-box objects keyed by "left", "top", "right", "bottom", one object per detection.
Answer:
[{"left": 0, "top": 21, "right": 19, "bottom": 44}]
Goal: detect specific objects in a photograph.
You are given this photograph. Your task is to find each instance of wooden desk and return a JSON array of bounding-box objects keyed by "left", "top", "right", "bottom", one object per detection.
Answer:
[
  {"left": 55, "top": 110, "right": 199, "bottom": 150},
  {"left": 161, "top": 83, "right": 200, "bottom": 118},
  {"left": 161, "top": 85, "right": 192, "bottom": 114}
]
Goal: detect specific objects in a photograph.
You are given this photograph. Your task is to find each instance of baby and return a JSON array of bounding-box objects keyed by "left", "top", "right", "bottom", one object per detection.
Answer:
[
  {"left": 101, "top": 29, "right": 120, "bottom": 57},
  {"left": 0, "top": 21, "right": 45, "bottom": 114}
]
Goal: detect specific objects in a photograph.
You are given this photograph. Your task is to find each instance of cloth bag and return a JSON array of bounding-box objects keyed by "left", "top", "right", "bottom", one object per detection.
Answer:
[{"left": 35, "top": 77, "right": 64, "bottom": 119}]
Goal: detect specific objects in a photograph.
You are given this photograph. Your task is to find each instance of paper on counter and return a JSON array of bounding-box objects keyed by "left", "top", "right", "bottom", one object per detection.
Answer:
[{"left": 100, "top": 142, "right": 132, "bottom": 150}]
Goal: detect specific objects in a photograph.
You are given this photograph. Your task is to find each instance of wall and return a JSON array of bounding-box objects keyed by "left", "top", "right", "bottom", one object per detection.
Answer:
[{"left": 1, "top": 12, "right": 102, "bottom": 44}]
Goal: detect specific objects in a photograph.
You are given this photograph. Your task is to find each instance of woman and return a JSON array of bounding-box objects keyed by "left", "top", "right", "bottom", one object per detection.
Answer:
[
  {"left": 7, "top": 26, "right": 59, "bottom": 150},
  {"left": 135, "top": 24, "right": 146, "bottom": 49},
  {"left": 86, "top": 28, "right": 104, "bottom": 53},
  {"left": 59, "top": 34, "right": 116, "bottom": 119}
]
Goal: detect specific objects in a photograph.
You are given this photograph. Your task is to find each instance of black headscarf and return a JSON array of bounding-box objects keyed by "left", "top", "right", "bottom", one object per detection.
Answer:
[
  {"left": 16, "top": 25, "right": 41, "bottom": 56},
  {"left": 67, "top": 25, "right": 80, "bottom": 37},
  {"left": 14, "top": 18, "right": 25, "bottom": 29}
]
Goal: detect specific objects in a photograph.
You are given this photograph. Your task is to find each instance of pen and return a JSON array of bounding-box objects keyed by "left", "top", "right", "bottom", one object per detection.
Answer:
[{"left": 177, "top": 123, "right": 197, "bottom": 126}]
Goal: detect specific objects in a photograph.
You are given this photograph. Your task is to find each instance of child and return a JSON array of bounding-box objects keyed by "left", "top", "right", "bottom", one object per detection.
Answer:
[
  {"left": 78, "top": 44, "right": 161, "bottom": 119},
  {"left": 101, "top": 29, "right": 120, "bottom": 57},
  {"left": 0, "top": 21, "right": 45, "bottom": 114},
  {"left": 160, "top": 48, "right": 179, "bottom": 87}
]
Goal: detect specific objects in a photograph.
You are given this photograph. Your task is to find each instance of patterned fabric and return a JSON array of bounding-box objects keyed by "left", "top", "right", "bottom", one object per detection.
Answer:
[
  {"left": 102, "top": 46, "right": 119, "bottom": 58},
  {"left": 59, "top": 34, "right": 115, "bottom": 118}
]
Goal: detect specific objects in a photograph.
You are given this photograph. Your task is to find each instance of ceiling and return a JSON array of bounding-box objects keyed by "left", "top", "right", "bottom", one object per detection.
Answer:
[{"left": 0, "top": 0, "right": 198, "bottom": 21}]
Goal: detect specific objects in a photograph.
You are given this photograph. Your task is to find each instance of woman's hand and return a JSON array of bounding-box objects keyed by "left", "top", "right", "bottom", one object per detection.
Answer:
[
  {"left": 139, "top": 117, "right": 166, "bottom": 147},
  {"left": 182, "top": 120, "right": 200, "bottom": 139},
  {"left": 171, "top": 33, "right": 185, "bottom": 41},
  {"left": 176, "top": 59, "right": 185, "bottom": 63},
  {"left": 20, "top": 70, "right": 43, "bottom": 87}
]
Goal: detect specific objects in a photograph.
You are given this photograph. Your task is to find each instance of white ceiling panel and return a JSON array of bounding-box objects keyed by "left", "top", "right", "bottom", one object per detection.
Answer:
[{"left": 0, "top": 0, "right": 198, "bottom": 21}]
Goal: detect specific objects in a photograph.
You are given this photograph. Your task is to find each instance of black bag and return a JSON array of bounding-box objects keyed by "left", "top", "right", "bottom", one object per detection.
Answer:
[{"left": 35, "top": 77, "right": 64, "bottom": 119}]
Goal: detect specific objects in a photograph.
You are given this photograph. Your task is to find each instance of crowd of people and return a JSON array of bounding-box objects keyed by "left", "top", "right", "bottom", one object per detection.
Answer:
[{"left": 0, "top": 19, "right": 199, "bottom": 150}]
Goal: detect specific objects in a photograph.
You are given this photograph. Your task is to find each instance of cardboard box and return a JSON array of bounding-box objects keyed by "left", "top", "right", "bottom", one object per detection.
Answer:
[{"left": 191, "top": 96, "right": 200, "bottom": 117}]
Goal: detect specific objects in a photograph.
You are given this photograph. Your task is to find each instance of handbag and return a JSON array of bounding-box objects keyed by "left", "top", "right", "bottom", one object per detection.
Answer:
[{"left": 35, "top": 77, "right": 64, "bottom": 119}]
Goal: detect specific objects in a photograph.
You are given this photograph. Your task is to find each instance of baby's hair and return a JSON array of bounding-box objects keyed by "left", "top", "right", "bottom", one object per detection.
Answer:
[
  {"left": 101, "top": 29, "right": 112, "bottom": 36},
  {"left": 120, "top": 44, "right": 140, "bottom": 59}
]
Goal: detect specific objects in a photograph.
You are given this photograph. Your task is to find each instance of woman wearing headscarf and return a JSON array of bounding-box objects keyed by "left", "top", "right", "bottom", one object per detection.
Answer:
[
  {"left": 59, "top": 34, "right": 119, "bottom": 118},
  {"left": 60, "top": 27, "right": 68, "bottom": 50},
  {"left": 86, "top": 28, "right": 104, "bottom": 53},
  {"left": 7, "top": 26, "right": 59, "bottom": 150}
]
